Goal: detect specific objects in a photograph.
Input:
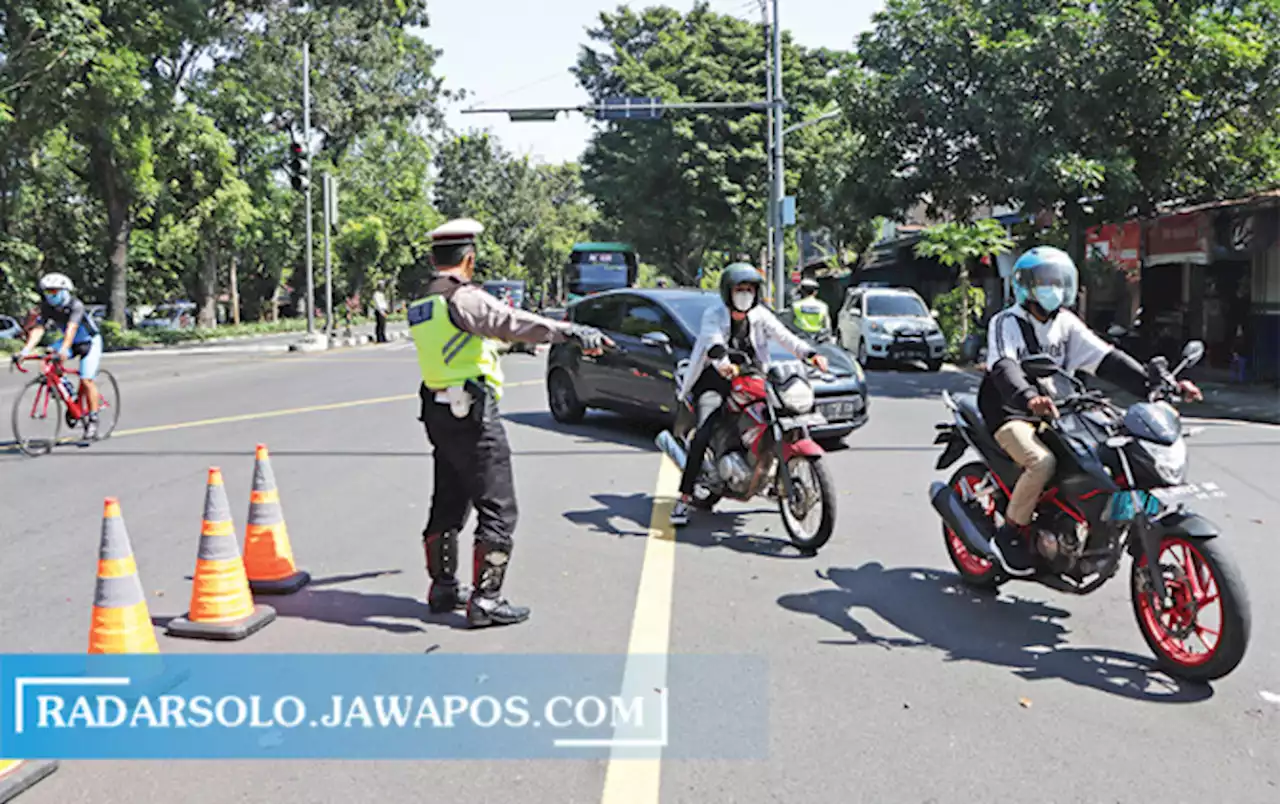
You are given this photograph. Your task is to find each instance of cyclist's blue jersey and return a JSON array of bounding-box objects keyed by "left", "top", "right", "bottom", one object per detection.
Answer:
[{"left": 37, "top": 296, "right": 99, "bottom": 345}]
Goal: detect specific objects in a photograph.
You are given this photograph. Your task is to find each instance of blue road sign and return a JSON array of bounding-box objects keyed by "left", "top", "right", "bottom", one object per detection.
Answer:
[{"left": 596, "top": 97, "right": 663, "bottom": 121}]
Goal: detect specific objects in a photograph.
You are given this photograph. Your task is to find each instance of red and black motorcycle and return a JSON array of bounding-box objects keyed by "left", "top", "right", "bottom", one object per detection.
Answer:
[{"left": 656, "top": 346, "right": 837, "bottom": 553}]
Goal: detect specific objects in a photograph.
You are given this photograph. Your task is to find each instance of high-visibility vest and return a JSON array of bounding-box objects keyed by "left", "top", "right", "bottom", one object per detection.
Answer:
[
  {"left": 408, "top": 292, "right": 505, "bottom": 401},
  {"left": 793, "top": 298, "right": 829, "bottom": 333}
]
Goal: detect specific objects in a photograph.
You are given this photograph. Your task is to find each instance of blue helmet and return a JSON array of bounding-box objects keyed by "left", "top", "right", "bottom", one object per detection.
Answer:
[{"left": 1012, "top": 246, "right": 1078, "bottom": 313}]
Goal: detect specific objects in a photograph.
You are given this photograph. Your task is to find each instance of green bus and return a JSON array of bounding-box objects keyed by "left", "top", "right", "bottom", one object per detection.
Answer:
[{"left": 563, "top": 242, "right": 638, "bottom": 302}]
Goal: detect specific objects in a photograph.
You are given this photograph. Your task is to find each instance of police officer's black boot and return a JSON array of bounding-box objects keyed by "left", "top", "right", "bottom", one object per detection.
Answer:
[
  {"left": 466, "top": 541, "right": 529, "bottom": 628},
  {"left": 424, "top": 530, "right": 469, "bottom": 613}
]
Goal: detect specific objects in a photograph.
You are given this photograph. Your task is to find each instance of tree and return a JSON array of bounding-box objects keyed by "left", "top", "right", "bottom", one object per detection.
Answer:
[
  {"left": 914, "top": 219, "right": 1014, "bottom": 348},
  {"left": 572, "top": 2, "right": 846, "bottom": 284},
  {"left": 844, "top": 0, "right": 1280, "bottom": 266}
]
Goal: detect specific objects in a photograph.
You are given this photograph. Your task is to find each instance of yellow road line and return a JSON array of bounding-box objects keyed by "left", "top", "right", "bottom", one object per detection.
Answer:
[
  {"left": 600, "top": 455, "right": 680, "bottom": 804},
  {"left": 109, "top": 380, "right": 541, "bottom": 438}
]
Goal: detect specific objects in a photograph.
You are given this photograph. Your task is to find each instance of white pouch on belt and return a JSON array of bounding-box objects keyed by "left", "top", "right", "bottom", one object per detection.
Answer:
[{"left": 445, "top": 385, "right": 473, "bottom": 419}]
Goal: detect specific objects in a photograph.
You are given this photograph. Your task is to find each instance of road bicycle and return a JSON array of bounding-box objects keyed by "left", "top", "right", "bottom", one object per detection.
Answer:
[{"left": 9, "top": 352, "right": 120, "bottom": 456}]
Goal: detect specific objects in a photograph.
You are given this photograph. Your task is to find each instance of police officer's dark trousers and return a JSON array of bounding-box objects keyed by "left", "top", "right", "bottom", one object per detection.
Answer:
[{"left": 420, "top": 386, "right": 518, "bottom": 612}]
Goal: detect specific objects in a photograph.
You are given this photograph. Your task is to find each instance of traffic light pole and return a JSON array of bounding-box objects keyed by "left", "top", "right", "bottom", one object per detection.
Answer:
[{"left": 302, "top": 41, "right": 315, "bottom": 337}]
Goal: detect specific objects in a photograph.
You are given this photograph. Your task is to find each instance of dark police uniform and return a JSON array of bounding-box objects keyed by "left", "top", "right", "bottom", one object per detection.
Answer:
[{"left": 411, "top": 218, "right": 603, "bottom": 628}]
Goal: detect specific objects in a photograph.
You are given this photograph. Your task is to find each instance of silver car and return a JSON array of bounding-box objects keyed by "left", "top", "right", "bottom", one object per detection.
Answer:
[{"left": 837, "top": 286, "right": 947, "bottom": 371}]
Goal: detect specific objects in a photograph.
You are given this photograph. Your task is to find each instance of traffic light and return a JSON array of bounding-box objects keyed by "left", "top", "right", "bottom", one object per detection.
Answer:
[{"left": 287, "top": 140, "right": 309, "bottom": 192}]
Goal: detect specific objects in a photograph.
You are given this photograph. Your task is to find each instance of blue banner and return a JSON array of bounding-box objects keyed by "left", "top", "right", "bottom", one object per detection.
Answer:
[{"left": 0, "top": 654, "right": 767, "bottom": 760}]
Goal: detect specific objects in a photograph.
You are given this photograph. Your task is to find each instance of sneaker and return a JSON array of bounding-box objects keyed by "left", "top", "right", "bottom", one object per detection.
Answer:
[
  {"left": 988, "top": 523, "right": 1036, "bottom": 577},
  {"left": 84, "top": 418, "right": 99, "bottom": 441},
  {"left": 670, "top": 499, "right": 691, "bottom": 527}
]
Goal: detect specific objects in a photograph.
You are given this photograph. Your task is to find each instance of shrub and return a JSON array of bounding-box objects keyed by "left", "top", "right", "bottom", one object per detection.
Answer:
[{"left": 933, "top": 285, "right": 986, "bottom": 360}]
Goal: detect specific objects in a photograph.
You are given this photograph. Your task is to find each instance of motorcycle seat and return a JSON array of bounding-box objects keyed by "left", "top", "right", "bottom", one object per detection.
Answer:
[{"left": 953, "top": 393, "right": 1013, "bottom": 462}]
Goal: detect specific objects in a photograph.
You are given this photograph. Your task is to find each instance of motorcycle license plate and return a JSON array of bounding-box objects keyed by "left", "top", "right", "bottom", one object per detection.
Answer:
[{"left": 1151, "top": 482, "right": 1227, "bottom": 505}]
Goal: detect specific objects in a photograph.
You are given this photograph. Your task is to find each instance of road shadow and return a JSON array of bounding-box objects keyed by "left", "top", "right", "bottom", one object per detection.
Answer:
[
  {"left": 502, "top": 410, "right": 663, "bottom": 451},
  {"left": 777, "top": 561, "right": 1214, "bottom": 703},
  {"left": 153, "top": 569, "right": 458, "bottom": 635},
  {"left": 563, "top": 492, "right": 812, "bottom": 559}
]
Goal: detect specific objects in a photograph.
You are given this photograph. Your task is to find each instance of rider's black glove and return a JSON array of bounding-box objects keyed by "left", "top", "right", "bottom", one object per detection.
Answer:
[{"left": 568, "top": 324, "right": 607, "bottom": 351}]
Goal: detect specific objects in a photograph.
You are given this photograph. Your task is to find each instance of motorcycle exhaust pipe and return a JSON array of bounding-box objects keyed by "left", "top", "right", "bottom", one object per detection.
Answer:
[
  {"left": 929, "top": 481, "right": 995, "bottom": 560},
  {"left": 655, "top": 430, "right": 688, "bottom": 470}
]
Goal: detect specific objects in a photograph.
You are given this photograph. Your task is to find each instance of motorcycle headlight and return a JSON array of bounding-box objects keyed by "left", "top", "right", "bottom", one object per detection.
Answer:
[
  {"left": 1141, "top": 438, "right": 1188, "bottom": 485},
  {"left": 777, "top": 378, "right": 815, "bottom": 414}
]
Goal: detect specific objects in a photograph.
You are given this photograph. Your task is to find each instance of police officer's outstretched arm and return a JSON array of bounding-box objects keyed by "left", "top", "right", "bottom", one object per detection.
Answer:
[{"left": 448, "top": 288, "right": 611, "bottom": 355}]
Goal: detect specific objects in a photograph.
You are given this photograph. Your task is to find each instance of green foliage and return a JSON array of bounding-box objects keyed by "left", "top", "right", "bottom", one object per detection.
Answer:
[
  {"left": 99, "top": 319, "right": 145, "bottom": 351},
  {"left": 572, "top": 3, "right": 849, "bottom": 284},
  {"left": 932, "top": 285, "right": 986, "bottom": 359}
]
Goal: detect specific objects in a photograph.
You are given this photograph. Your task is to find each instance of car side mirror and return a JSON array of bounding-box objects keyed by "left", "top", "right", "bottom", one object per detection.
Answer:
[
  {"left": 707, "top": 344, "right": 727, "bottom": 360},
  {"left": 641, "top": 331, "right": 672, "bottom": 351},
  {"left": 930, "top": 308, "right": 939, "bottom": 318},
  {"left": 1020, "top": 353, "right": 1058, "bottom": 379},
  {"left": 1182, "top": 340, "right": 1205, "bottom": 367}
]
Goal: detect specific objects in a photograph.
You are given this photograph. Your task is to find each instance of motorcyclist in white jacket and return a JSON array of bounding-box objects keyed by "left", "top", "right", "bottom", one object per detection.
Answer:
[{"left": 671, "top": 264, "right": 828, "bottom": 526}]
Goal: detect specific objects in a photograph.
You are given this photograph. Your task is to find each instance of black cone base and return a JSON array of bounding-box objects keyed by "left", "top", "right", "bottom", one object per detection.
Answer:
[{"left": 165, "top": 604, "right": 276, "bottom": 641}]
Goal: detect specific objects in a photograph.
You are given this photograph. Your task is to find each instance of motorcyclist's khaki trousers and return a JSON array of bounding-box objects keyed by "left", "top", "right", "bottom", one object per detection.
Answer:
[{"left": 994, "top": 420, "right": 1056, "bottom": 527}]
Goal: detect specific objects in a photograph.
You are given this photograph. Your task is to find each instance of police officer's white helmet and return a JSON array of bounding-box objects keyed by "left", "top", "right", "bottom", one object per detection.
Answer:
[{"left": 38, "top": 272, "right": 74, "bottom": 292}]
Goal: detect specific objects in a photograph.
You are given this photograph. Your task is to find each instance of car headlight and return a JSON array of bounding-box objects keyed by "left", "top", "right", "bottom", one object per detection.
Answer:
[
  {"left": 868, "top": 322, "right": 885, "bottom": 333},
  {"left": 1141, "top": 438, "right": 1188, "bottom": 485},
  {"left": 777, "top": 379, "right": 815, "bottom": 414}
]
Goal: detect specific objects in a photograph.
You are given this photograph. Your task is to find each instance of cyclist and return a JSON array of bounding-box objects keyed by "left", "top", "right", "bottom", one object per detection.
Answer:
[{"left": 13, "top": 273, "right": 106, "bottom": 439}]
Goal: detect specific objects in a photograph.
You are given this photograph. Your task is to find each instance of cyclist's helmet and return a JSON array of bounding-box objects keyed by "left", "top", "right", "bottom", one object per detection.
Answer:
[
  {"left": 719, "top": 262, "right": 764, "bottom": 310},
  {"left": 39, "top": 272, "right": 74, "bottom": 306},
  {"left": 1012, "top": 246, "right": 1078, "bottom": 313}
]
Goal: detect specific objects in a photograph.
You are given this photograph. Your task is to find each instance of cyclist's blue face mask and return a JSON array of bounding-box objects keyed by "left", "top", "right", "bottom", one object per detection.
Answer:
[
  {"left": 44, "top": 290, "right": 68, "bottom": 306},
  {"left": 1033, "top": 285, "right": 1066, "bottom": 313}
]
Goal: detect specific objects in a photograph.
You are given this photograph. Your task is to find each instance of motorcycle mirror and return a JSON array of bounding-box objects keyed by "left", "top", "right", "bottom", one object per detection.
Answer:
[
  {"left": 1020, "top": 353, "right": 1058, "bottom": 379},
  {"left": 1182, "top": 340, "right": 1205, "bottom": 367}
]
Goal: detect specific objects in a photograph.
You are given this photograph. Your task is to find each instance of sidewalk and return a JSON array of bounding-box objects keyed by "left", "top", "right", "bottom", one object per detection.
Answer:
[
  {"left": 955, "top": 364, "right": 1280, "bottom": 426},
  {"left": 110, "top": 323, "right": 409, "bottom": 357}
]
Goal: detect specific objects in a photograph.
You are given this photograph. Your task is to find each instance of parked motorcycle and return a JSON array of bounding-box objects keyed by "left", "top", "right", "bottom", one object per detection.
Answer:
[
  {"left": 655, "top": 345, "right": 837, "bottom": 554},
  {"left": 929, "top": 340, "right": 1250, "bottom": 682}
]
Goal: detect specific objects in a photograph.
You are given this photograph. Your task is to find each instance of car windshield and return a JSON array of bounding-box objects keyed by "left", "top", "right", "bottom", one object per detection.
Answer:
[{"left": 866, "top": 294, "right": 928, "bottom": 317}]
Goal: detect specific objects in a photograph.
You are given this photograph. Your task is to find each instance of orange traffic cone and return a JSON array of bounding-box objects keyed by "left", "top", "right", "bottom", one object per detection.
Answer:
[
  {"left": 0, "top": 759, "right": 59, "bottom": 802},
  {"left": 166, "top": 468, "right": 275, "bottom": 641},
  {"left": 244, "top": 444, "right": 310, "bottom": 594},
  {"left": 89, "top": 498, "right": 160, "bottom": 655}
]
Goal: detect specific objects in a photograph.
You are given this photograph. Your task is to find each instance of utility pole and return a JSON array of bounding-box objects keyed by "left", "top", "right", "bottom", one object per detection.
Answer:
[
  {"left": 302, "top": 41, "right": 315, "bottom": 336},
  {"left": 761, "top": 0, "right": 774, "bottom": 293},
  {"left": 322, "top": 172, "right": 333, "bottom": 338},
  {"left": 771, "top": 0, "right": 786, "bottom": 312}
]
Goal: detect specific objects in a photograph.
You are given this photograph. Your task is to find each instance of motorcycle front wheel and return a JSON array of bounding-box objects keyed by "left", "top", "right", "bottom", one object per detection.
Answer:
[
  {"left": 778, "top": 455, "right": 835, "bottom": 554},
  {"left": 1130, "top": 536, "right": 1251, "bottom": 682}
]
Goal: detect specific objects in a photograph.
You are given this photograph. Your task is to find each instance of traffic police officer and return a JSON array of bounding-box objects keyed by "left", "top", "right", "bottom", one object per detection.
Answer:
[
  {"left": 411, "top": 218, "right": 609, "bottom": 628},
  {"left": 792, "top": 278, "right": 831, "bottom": 335}
]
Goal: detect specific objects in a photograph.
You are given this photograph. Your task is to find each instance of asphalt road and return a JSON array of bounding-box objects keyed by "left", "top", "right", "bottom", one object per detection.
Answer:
[{"left": 1, "top": 344, "right": 1277, "bottom": 803}]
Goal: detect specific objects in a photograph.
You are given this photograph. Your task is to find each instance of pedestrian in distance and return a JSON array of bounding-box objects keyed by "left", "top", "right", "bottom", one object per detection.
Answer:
[
  {"left": 373, "top": 282, "right": 390, "bottom": 343},
  {"left": 410, "top": 218, "right": 611, "bottom": 628}
]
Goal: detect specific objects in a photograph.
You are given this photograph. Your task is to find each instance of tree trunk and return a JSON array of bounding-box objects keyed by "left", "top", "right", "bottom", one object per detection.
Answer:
[
  {"left": 229, "top": 255, "right": 241, "bottom": 325},
  {"left": 104, "top": 189, "right": 131, "bottom": 328},
  {"left": 195, "top": 247, "right": 218, "bottom": 328}
]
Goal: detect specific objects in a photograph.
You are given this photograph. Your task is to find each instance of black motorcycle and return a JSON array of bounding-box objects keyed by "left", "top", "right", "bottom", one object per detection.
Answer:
[{"left": 928, "top": 340, "right": 1251, "bottom": 682}]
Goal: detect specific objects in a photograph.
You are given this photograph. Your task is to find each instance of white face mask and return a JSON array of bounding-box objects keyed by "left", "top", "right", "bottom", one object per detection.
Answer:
[{"left": 732, "top": 291, "right": 755, "bottom": 312}]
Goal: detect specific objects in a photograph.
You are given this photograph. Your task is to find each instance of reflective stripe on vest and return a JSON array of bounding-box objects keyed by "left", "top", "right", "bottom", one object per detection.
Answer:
[
  {"left": 793, "top": 299, "right": 828, "bottom": 332},
  {"left": 408, "top": 294, "right": 505, "bottom": 400}
]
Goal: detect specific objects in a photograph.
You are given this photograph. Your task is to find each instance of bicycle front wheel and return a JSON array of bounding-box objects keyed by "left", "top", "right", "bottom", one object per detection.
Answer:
[
  {"left": 90, "top": 369, "right": 121, "bottom": 440},
  {"left": 11, "top": 377, "right": 62, "bottom": 456}
]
